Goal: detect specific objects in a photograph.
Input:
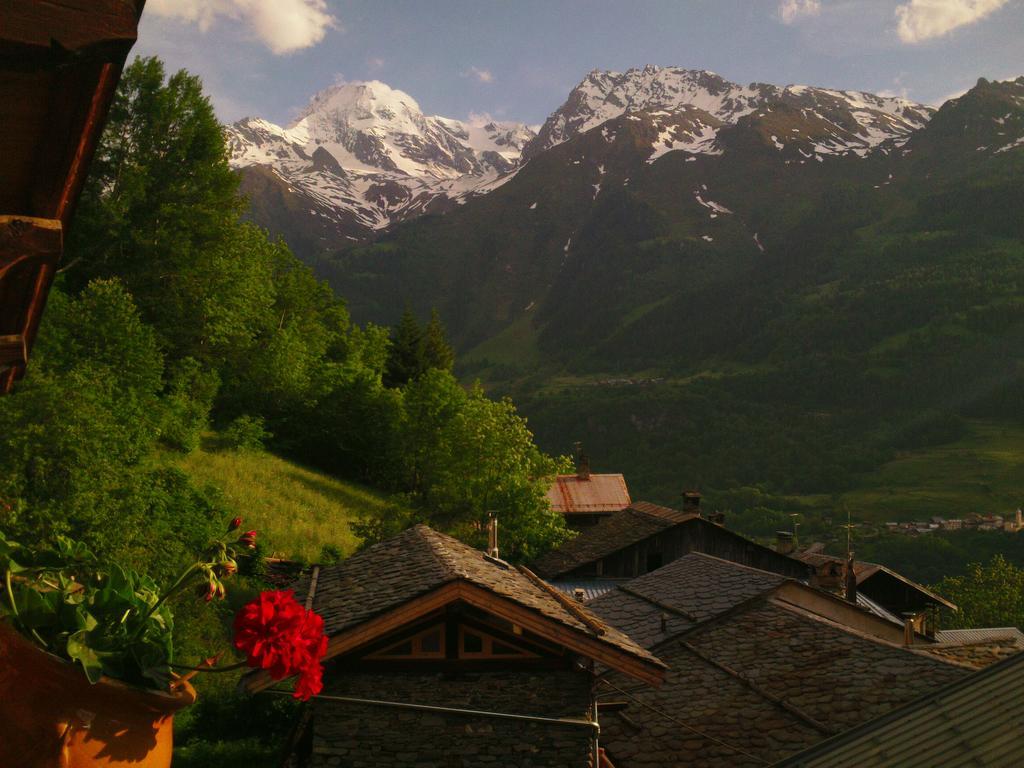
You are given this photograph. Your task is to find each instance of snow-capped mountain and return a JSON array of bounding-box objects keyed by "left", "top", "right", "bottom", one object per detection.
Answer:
[
  {"left": 522, "top": 65, "right": 934, "bottom": 162},
  {"left": 229, "top": 68, "right": 942, "bottom": 254},
  {"left": 226, "top": 80, "right": 535, "bottom": 244}
]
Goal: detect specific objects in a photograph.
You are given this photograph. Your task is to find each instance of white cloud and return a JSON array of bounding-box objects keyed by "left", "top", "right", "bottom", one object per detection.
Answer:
[
  {"left": 148, "top": 0, "right": 337, "bottom": 55},
  {"left": 366, "top": 57, "right": 386, "bottom": 73},
  {"left": 464, "top": 66, "right": 495, "bottom": 84},
  {"left": 778, "top": 0, "right": 822, "bottom": 24},
  {"left": 894, "top": 0, "right": 1010, "bottom": 43}
]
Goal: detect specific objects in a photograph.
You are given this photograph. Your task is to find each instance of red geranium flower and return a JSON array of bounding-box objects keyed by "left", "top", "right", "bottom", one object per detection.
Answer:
[{"left": 233, "top": 590, "right": 327, "bottom": 700}]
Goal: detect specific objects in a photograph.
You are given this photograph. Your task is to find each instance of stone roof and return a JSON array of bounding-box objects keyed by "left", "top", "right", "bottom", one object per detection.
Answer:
[
  {"left": 309, "top": 524, "right": 660, "bottom": 668},
  {"left": 774, "top": 650, "right": 1024, "bottom": 767},
  {"left": 918, "top": 637, "right": 1024, "bottom": 669},
  {"left": 547, "top": 473, "right": 631, "bottom": 514},
  {"left": 531, "top": 503, "right": 698, "bottom": 578},
  {"left": 587, "top": 553, "right": 787, "bottom": 647},
  {"left": 598, "top": 597, "right": 968, "bottom": 768}
]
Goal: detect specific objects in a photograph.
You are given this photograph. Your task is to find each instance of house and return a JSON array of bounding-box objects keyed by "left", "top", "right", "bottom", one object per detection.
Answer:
[
  {"left": 795, "top": 552, "right": 956, "bottom": 634},
  {"left": 773, "top": 649, "right": 1024, "bottom": 768},
  {"left": 242, "top": 525, "right": 665, "bottom": 767},
  {"left": 531, "top": 501, "right": 813, "bottom": 581},
  {"left": 0, "top": 1, "right": 144, "bottom": 393},
  {"left": 546, "top": 453, "right": 631, "bottom": 528},
  {"left": 585, "top": 554, "right": 970, "bottom": 768}
]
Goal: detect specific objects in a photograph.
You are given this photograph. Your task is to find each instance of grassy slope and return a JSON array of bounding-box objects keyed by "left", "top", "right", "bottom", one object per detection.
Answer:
[
  {"left": 163, "top": 438, "right": 388, "bottom": 562},
  {"left": 831, "top": 420, "right": 1024, "bottom": 522}
]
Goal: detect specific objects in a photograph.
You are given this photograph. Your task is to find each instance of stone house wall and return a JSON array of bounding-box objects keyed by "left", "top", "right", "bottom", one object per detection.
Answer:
[{"left": 310, "top": 668, "right": 594, "bottom": 768}]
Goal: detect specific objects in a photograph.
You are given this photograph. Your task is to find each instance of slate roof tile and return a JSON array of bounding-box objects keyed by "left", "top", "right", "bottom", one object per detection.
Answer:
[
  {"left": 310, "top": 524, "right": 658, "bottom": 666},
  {"left": 531, "top": 503, "right": 697, "bottom": 578}
]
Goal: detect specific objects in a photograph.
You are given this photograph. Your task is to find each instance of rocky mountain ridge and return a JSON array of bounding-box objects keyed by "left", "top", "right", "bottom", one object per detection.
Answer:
[{"left": 227, "top": 67, "right": 940, "bottom": 254}]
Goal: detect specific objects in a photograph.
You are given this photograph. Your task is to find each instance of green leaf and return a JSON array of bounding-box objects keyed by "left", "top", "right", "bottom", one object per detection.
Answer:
[{"left": 67, "top": 630, "right": 104, "bottom": 684}]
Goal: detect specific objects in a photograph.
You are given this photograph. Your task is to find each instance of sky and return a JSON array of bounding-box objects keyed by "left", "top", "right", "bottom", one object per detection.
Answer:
[{"left": 137, "top": 0, "right": 1024, "bottom": 127}]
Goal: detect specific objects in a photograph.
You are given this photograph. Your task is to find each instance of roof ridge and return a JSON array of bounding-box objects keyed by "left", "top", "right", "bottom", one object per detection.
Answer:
[
  {"left": 765, "top": 597, "right": 976, "bottom": 668},
  {"left": 618, "top": 584, "right": 702, "bottom": 624},
  {"left": 416, "top": 524, "right": 471, "bottom": 581},
  {"left": 677, "top": 639, "right": 836, "bottom": 736},
  {"left": 659, "top": 551, "right": 790, "bottom": 580},
  {"left": 517, "top": 565, "right": 609, "bottom": 636}
]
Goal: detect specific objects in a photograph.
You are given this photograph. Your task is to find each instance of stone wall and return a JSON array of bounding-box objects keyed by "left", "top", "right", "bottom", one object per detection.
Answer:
[{"left": 311, "top": 668, "right": 594, "bottom": 767}]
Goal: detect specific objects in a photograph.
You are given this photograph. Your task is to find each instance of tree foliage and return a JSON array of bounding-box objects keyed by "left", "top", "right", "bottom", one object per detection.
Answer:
[{"left": 933, "top": 555, "right": 1024, "bottom": 630}]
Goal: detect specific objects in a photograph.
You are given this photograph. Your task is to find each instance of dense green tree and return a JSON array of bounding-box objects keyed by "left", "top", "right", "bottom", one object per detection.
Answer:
[
  {"left": 384, "top": 307, "right": 425, "bottom": 388},
  {"left": 933, "top": 555, "right": 1024, "bottom": 630},
  {"left": 66, "top": 57, "right": 244, "bottom": 361},
  {"left": 394, "top": 369, "right": 573, "bottom": 560}
]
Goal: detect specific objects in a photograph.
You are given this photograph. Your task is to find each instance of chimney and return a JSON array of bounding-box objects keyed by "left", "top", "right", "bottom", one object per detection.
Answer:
[
  {"left": 844, "top": 553, "right": 858, "bottom": 604},
  {"left": 902, "top": 613, "right": 916, "bottom": 646},
  {"left": 576, "top": 452, "right": 591, "bottom": 481},
  {"left": 682, "top": 491, "right": 702, "bottom": 513},
  {"left": 775, "top": 531, "right": 794, "bottom": 555},
  {"left": 573, "top": 588, "right": 586, "bottom": 603},
  {"left": 487, "top": 512, "right": 499, "bottom": 559}
]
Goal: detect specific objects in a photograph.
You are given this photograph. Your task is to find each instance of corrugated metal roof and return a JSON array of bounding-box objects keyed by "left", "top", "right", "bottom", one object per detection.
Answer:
[
  {"left": 774, "top": 650, "right": 1024, "bottom": 767},
  {"left": 546, "top": 474, "right": 631, "bottom": 514},
  {"left": 935, "top": 627, "right": 1024, "bottom": 645},
  {"left": 549, "top": 579, "right": 631, "bottom": 602}
]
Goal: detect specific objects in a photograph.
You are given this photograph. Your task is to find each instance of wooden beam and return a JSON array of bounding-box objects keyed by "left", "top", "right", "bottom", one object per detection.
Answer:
[
  {"left": 0, "top": 216, "right": 62, "bottom": 388},
  {"left": 0, "top": 1, "right": 142, "bottom": 56},
  {"left": 0, "top": 216, "right": 62, "bottom": 274},
  {"left": 0, "top": 335, "right": 26, "bottom": 367}
]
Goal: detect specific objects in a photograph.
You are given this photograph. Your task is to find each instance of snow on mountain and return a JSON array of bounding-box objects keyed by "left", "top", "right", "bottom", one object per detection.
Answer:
[
  {"left": 523, "top": 65, "right": 934, "bottom": 163},
  {"left": 228, "top": 68, "right": 942, "bottom": 249},
  {"left": 225, "top": 80, "right": 536, "bottom": 239}
]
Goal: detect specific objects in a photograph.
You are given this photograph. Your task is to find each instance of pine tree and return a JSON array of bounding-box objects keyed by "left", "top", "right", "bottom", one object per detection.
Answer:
[
  {"left": 384, "top": 307, "right": 425, "bottom": 388},
  {"left": 422, "top": 308, "right": 455, "bottom": 373}
]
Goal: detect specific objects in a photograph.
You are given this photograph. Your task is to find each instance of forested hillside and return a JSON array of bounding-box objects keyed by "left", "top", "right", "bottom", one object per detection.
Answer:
[{"left": 314, "top": 76, "right": 1024, "bottom": 519}]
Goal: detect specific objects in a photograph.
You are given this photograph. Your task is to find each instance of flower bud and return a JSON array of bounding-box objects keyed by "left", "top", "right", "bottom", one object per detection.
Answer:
[
  {"left": 228, "top": 516, "right": 243, "bottom": 533},
  {"left": 216, "top": 582, "right": 227, "bottom": 600},
  {"left": 203, "top": 582, "right": 216, "bottom": 602},
  {"left": 237, "top": 531, "right": 257, "bottom": 549},
  {"left": 217, "top": 559, "right": 238, "bottom": 577}
]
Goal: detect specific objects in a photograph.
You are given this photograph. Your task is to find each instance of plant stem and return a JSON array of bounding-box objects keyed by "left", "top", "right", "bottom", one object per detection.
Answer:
[
  {"left": 131, "top": 562, "right": 203, "bottom": 639},
  {"left": 4, "top": 569, "right": 18, "bottom": 617}
]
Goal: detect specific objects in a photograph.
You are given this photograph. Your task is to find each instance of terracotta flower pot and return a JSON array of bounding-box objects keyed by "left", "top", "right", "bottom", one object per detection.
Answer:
[{"left": 0, "top": 620, "right": 196, "bottom": 768}]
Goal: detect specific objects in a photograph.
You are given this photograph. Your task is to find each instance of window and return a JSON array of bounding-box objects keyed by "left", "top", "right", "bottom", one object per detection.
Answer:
[
  {"left": 458, "top": 626, "right": 537, "bottom": 659},
  {"left": 365, "top": 625, "right": 446, "bottom": 660}
]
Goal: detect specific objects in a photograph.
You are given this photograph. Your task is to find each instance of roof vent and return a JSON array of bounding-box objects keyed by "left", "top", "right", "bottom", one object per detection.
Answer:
[
  {"left": 573, "top": 588, "right": 586, "bottom": 603},
  {"left": 487, "top": 512, "right": 499, "bottom": 559}
]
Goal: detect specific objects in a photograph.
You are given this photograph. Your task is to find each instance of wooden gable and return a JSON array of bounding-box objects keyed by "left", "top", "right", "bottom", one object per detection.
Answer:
[{"left": 242, "top": 579, "right": 665, "bottom": 694}]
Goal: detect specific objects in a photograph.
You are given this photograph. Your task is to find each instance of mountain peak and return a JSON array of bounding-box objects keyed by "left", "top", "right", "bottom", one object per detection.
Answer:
[{"left": 522, "top": 65, "right": 934, "bottom": 162}]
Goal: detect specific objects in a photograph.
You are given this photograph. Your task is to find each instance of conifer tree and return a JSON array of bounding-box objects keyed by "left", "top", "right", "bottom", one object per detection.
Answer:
[
  {"left": 384, "top": 307, "right": 425, "bottom": 388},
  {"left": 422, "top": 308, "right": 455, "bottom": 373}
]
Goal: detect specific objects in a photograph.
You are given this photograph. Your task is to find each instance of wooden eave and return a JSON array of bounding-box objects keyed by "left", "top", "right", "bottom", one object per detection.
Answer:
[
  {"left": 0, "top": 0, "right": 145, "bottom": 393},
  {"left": 241, "top": 580, "right": 666, "bottom": 694}
]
